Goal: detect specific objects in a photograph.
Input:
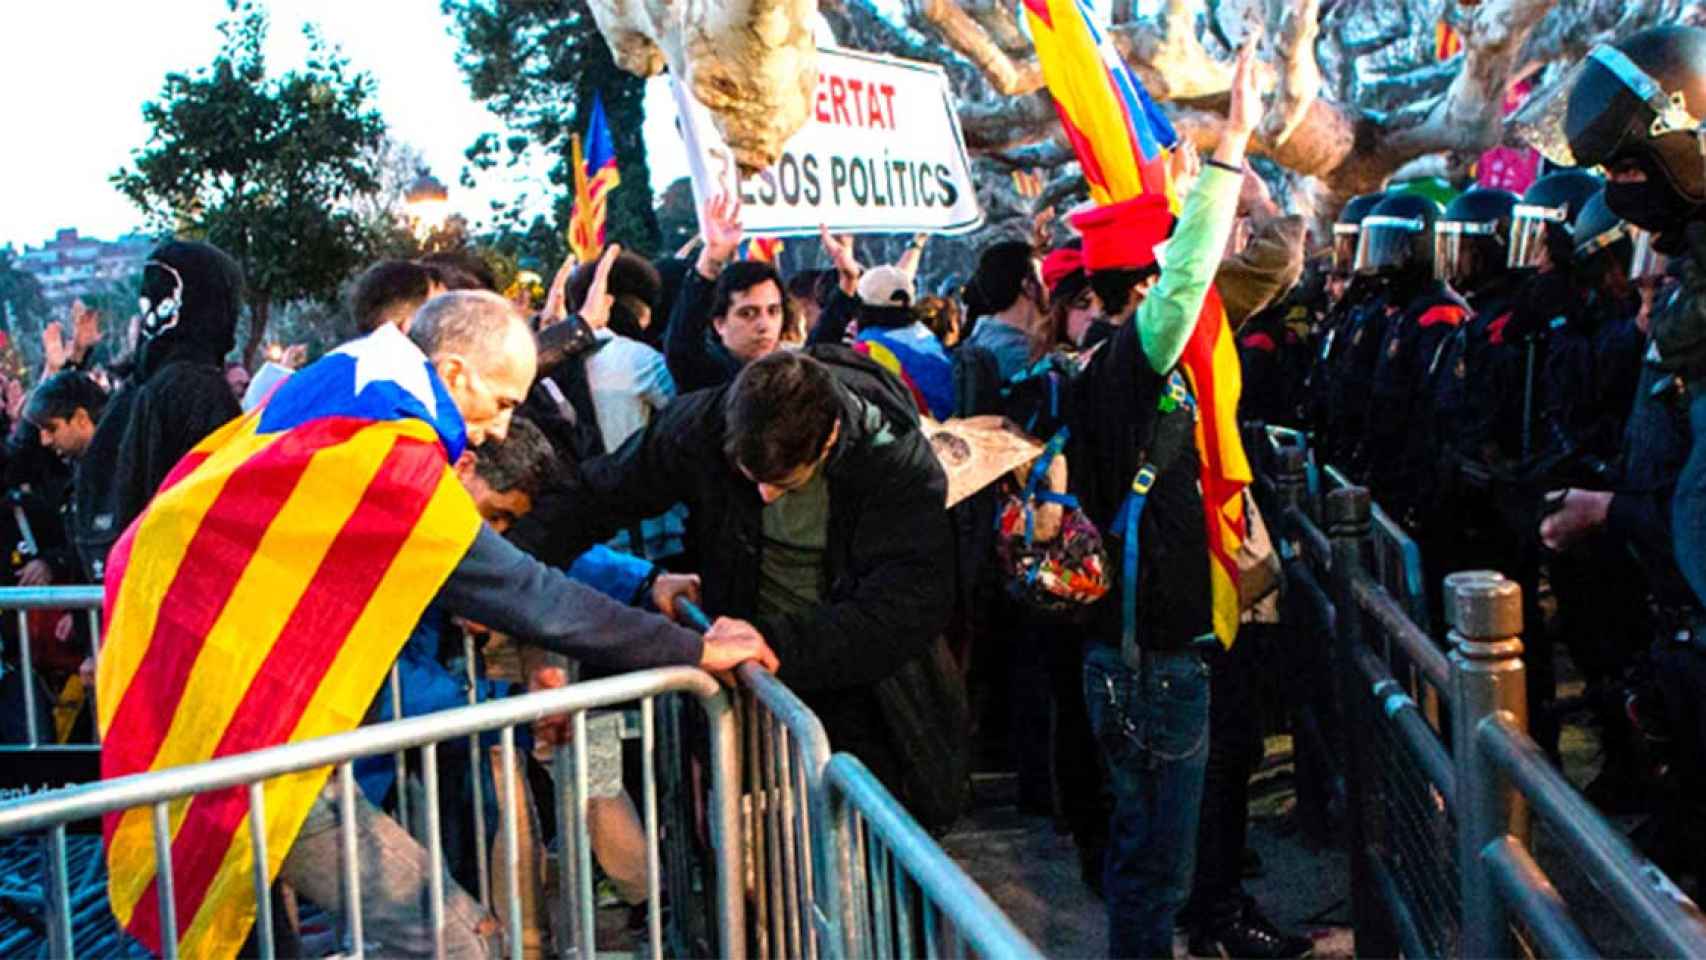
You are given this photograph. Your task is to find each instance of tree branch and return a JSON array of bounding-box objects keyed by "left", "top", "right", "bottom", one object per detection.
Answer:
[
  {"left": 1262, "top": 0, "right": 1324, "bottom": 147},
  {"left": 985, "top": 141, "right": 1078, "bottom": 170},
  {"left": 958, "top": 91, "right": 1056, "bottom": 152},
  {"left": 1382, "top": 0, "right": 1559, "bottom": 162},
  {"left": 907, "top": 0, "right": 1042, "bottom": 96}
]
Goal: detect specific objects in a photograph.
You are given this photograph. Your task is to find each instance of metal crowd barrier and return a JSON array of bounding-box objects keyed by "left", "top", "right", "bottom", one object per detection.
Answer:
[
  {"left": 0, "top": 666, "right": 746, "bottom": 960},
  {"left": 827, "top": 754, "right": 1043, "bottom": 960},
  {"left": 1248, "top": 424, "right": 1706, "bottom": 958},
  {"left": 1, "top": 590, "right": 1040, "bottom": 960},
  {"left": 0, "top": 586, "right": 105, "bottom": 753}
]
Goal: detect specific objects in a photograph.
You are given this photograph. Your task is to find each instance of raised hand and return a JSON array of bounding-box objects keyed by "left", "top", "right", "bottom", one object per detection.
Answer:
[
  {"left": 71, "top": 300, "right": 102, "bottom": 360},
  {"left": 580, "top": 244, "right": 623, "bottom": 331},
  {"left": 1226, "top": 39, "right": 1262, "bottom": 139},
  {"left": 41, "top": 322, "right": 68, "bottom": 375},
  {"left": 820, "top": 225, "right": 862, "bottom": 295},
  {"left": 540, "top": 252, "right": 579, "bottom": 329},
  {"left": 696, "top": 193, "right": 744, "bottom": 279}
]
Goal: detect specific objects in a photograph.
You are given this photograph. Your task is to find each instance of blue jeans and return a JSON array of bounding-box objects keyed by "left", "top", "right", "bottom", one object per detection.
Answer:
[{"left": 1083, "top": 643, "right": 1211, "bottom": 958}]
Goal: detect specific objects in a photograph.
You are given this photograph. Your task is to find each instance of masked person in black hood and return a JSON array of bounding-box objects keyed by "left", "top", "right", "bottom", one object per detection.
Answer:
[{"left": 69, "top": 241, "right": 243, "bottom": 580}]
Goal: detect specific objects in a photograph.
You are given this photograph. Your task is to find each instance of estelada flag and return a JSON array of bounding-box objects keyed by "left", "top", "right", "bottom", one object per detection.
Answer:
[
  {"left": 568, "top": 93, "right": 622, "bottom": 263},
  {"left": 1024, "top": 0, "right": 1250, "bottom": 647},
  {"left": 96, "top": 323, "right": 482, "bottom": 958},
  {"left": 738, "top": 236, "right": 785, "bottom": 263}
]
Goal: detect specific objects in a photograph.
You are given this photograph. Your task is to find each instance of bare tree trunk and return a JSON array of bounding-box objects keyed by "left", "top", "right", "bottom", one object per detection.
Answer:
[{"left": 243, "top": 297, "right": 270, "bottom": 371}]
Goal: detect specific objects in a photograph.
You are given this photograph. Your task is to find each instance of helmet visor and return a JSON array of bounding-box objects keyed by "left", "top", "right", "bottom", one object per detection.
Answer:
[
  {"left": 1629, "top": 228, "right": 1668, "bottom": 285},
  {"left": 1434, "top": 220, "right": 1499, "bottom": 286},
  {"left": 1354, "top": 215, "right": 1425, "bottom": 275},
  {"left": 1332, "top": 223, "right": 1360, "bottom": 272},
  {"left": 1507, "top": 203, "right": 1568, "bottom": 270}
]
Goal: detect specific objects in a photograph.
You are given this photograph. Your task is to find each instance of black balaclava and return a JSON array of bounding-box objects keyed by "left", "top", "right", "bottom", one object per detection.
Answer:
[{"left": 136, "top": 240, "right": 243, "bottom": 379}]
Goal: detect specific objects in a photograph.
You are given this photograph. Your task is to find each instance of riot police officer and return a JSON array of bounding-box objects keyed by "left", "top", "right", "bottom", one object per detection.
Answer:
[
  {"left": 1310, "top": 192, "right": 1386, "bottom": 467},
  {"left": 1560, "top": 24, "right": 1706, "bottom": 858},
  {"left": 1357, "top": 193, "right": 1471, "bottom": 527},
  {"left": 1425, "top": 188, "right": 1522, "bottom": 617}
]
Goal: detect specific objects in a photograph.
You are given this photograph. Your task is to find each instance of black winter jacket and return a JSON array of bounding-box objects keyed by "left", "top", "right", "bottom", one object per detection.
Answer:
[{"left": 514, "top": 345, "right": 953, "bottom": 783}]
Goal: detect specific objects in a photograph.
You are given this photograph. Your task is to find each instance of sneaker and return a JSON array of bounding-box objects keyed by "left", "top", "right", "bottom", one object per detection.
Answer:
[{"left": 1188, "top": 903, "right": 1313, "bottom": 959}]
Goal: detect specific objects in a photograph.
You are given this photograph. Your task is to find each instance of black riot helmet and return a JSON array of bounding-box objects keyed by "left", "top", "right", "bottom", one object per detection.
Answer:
[
  {"left": 1332, "top": 193, "right": 1385, "bottom": 273},
  {"left": 1571, "top": 189, "right": 1635, "bottom": 274},
  {"left": 1563, "top": 27, "right": 1706, "bottom": 241},
  {"left": 1435, "top": 188, "right": 1519, "bottom": 291},
  {"left": 1508, "top": 169, "right": 1601, "bottom": 271},
  {"left": 1353, "top": 193, "right": 1441, "bottom": 277}
]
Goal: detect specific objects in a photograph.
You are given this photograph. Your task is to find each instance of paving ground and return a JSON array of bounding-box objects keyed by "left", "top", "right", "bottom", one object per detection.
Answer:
[{"left": 944, "top": 739, "right": 1355, "bottom": 959}]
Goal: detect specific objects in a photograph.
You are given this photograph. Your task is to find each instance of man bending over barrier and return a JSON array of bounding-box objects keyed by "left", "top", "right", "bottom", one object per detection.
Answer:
[{"left": 95, "top": 290, "right": 777, "bottom": 959}]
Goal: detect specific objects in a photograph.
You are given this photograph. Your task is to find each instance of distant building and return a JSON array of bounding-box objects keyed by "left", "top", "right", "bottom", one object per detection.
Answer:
[{"left": 19, "top": 229, "right": 152, "bottom": 307}]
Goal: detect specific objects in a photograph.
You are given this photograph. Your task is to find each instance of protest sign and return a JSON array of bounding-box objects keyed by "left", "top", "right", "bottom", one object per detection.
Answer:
[
  {"left": 673, "top": 47, "right": 985, "bottom": 237},
  {"left": 924, "top": 416, "right": 1045, "bottom": 508}
]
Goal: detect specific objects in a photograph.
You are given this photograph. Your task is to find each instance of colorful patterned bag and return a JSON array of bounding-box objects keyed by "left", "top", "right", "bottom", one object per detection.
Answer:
[{"left": 994, "top": 428, "right": 1112, "bottom": 615}]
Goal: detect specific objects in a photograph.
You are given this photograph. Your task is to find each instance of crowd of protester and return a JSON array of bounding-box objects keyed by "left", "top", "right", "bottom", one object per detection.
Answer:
[{"left": 6, "top": 23, "right": 1706, "bottom": 960}]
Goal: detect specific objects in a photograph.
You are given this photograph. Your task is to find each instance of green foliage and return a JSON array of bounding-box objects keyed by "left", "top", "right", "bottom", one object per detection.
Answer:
[
  {"left": 445, "top": 0, "right": 662, "bottom": 260},
  {"left": 111, "top": 2, "right": 388, "bottom": 364},
  {"left": 0, "top": 247, "right": 52, "bottom": 377}
]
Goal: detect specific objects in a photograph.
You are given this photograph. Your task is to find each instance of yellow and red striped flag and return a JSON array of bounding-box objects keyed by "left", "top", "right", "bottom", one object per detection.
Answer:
[
  {"left": 1024, "top": 0, "right": 1250, "bottom": 646},
  {"left": 1435, "top": 19, "right": 1463, "bottom": 60},
  {"left": 96, "top": 325, "right": 482, "bottom": 959},
  {"left": 568, "top": 93, "right": 622, "bottom": 263}
]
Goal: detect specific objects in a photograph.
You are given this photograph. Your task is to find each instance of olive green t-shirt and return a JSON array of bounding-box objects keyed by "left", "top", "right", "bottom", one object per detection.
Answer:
[{"left": 756, "top": 470, "right": 830, "bottom": 620}]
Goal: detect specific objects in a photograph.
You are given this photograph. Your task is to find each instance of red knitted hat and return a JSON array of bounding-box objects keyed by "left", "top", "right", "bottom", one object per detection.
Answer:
[
  {"left": 1040, "top": 248, "right": 1085, "bottom": 293},
  {"left": 1070, "top": 195, "right": 1175, "bottom": 272}
]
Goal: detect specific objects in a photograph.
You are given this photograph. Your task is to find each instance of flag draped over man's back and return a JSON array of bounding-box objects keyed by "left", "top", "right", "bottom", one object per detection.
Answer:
[
  {"left": 96, "top": 324, "right": 483, "bottom": 959},
  {"left": 569, "top": 93, "right": 622, "bottom": 263},
  {"left": 1024, "top": 0, "right": 1251, "bottom": 646}
]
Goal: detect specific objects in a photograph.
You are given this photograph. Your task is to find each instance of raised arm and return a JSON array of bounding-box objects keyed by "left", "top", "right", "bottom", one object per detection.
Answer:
[{"left": 1137, "top": 42, "right": 1260, "bottom": 374}]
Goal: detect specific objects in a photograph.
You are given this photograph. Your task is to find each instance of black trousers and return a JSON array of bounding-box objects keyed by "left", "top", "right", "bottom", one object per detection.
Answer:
[{"left": 1182, "top": 632, "right": 1265, "bottom": 923}]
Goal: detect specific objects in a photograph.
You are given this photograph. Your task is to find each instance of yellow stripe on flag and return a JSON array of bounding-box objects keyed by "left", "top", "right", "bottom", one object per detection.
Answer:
[
  {"left": 105, "top": 423, "right": 406, "bottom": 923},
  {"left": 97, "top": 419, "right": 276, "bottom": 734},
  {"left": 180, "top": 471, "right": 480, "bottom": 954}
]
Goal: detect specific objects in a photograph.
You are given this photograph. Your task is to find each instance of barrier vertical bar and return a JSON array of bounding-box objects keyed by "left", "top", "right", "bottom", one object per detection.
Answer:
[
  {"left": 338, "top": 762, "right": 365, "bottom": 959},
  {"left": 1325, "top": 486, "right": 1397, "bottom": 958},
  {"left": 45, "top": 824, "right": 73, "bottom": 959},
  {"left": 18, "top": 609, "right": 40, "bottom": 746},
  {"left": 388, "top": 665, "right": 409, "bottom": 834},
  {"left": 1450, "top": 576, "right": 1528, "bottom": 959},
  {"left": 463, "top": 633, "right": 491, "bottom": 909},
  {"left": 499, "top": 726, "right": 523, "bottom": 960},
  {"left": 152, "top": 802, "right": 179, "bottom": 959},
  {"left": 422, "top": 744, "right": 446, "bottom": 959},
  {"left": 248, "top": 783, "right": 276, "bottom": 960},
  {"left": 642, "top": 696, "right": 664, "bottom": 959}
]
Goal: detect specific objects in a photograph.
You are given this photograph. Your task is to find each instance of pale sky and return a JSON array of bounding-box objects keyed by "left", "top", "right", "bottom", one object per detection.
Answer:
[{"left": 0, "top": 0, "right": 692, "bottom": 252}]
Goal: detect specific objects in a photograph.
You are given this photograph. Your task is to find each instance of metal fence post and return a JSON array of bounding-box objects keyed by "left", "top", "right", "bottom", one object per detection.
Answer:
[
  {"left": 1325, "top": 486, "right": 1397, "bottom": 958},
  {"left": 1275, "top": 446, "right": 1308, "bottom": 517},
  {"left": 1450, "top": 576, "right": 1528, "bottom": 959}
]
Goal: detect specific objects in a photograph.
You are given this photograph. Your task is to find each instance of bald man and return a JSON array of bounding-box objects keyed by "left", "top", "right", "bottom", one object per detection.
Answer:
[{"left": 393, "top": 291, "right": 775, "bottom": 674}]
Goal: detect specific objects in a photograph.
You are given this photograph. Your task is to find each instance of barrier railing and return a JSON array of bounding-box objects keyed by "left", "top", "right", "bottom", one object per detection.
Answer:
[
  {"left": 0, "top": 666, "right": 745, "bottom": 959},
  {"left": 1, "top": 593, "right": 1041, "bottom": 959},
  {"left": 1248, "top": 423, "right": 1706, "bottom": 958},
  {"left": 0, "top": 586, "right": 104, "bottom": 754},
  {"left": 827, "top": 754, "right": 1044, "bottom": 960}
]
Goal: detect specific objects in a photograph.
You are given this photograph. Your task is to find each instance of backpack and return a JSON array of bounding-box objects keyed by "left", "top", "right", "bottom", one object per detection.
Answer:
[
  {"left": 992, "top": 428, "right": 1111, "bottom": 616},
  {"left": 952, "top": 345, "right": 1077, "bottom": 438}
]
